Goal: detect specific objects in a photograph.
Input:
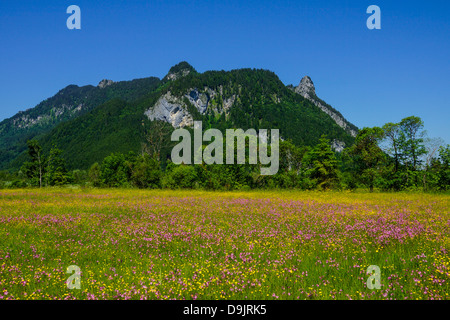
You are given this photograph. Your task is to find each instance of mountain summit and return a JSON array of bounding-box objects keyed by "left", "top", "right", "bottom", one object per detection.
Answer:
[
  {"left": 295, "top": 76, "right": 316, "bottom": 99},
  {"left": 164, "top": 61, "right": 197, "bottom": 81},
  {"left": 291, "top": 76, "right": 357, "bottom": 140},
  {"left": 97, "top": 79, "right": 114, "bottom": 88}
]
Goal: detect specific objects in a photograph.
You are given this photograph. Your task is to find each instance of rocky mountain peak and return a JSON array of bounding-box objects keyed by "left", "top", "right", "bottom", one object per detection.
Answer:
[
  {"left": 289, "top": 75, "right": 358, "bottom": 138},
  {"left": 98, "top": 79, "right": 114, "bottom": 89},
  {"left": 164, "top": 61, "right": 196, "bottom": 81},
  {"left": 294, "top": 76, "right": 315, "bottom": 99}
]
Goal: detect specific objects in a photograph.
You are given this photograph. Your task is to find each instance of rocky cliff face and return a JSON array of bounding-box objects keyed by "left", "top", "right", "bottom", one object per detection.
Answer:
[
  {"left": 289, "top": 76, "right": 358, "bottom": 151},
  {"left": 295, "top": 76, "right": 316, "bottom": 99},
  {"left": 293, "top": 76, "right": 357, "bottom": 138},
  {"left": 98, "top": 79, "right": 114, "bottom": 88},
  {"left": 145, "top": 91, "right": 195, "bottom": 128},
  {"left": 12, "top": 104, "right": 84, "bottom": 129},
  {"left": 163, "top": 61, "right": 196, "bottom": 81},
  {"left": 331, "top": 139, "right": 346, "bottom": 153},
  {"left": 145, "top": 87, "right": 236, "bottom": 128},
  {"left": 165, "top": 69, "right": 191, "bottom": 81}
]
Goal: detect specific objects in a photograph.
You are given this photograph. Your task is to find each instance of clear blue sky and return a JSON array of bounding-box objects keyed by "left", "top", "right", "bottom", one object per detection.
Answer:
[{"left": 0, "top": 0, "right": 449, "bottom": 143}]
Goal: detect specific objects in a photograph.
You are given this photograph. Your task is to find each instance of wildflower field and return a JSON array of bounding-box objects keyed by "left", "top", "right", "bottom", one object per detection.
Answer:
[{"left": 0, "top": 188, "right": 449, "bottom": 300}]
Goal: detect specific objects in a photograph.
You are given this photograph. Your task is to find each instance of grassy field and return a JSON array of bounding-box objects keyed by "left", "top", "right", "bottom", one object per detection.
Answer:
[{"left": 0, "top": 188, "right": 449, "bottom": 300}]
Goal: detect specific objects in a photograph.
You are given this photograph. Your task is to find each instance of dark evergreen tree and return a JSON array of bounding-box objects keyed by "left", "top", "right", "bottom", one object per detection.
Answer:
[
  {"left": 303, "top": 135, "right": 340, "bottom": 190},
  {"left": 21, "top": 140, "right": 44, "bottom": 187},
  {"left": 45, "top": 146, "right": 68, "bottom": 186}
]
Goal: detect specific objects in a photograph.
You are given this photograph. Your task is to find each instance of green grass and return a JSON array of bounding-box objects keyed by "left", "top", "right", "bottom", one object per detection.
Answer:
[{"left": 0, "top": 188, "right": 449, "bottom": 300}]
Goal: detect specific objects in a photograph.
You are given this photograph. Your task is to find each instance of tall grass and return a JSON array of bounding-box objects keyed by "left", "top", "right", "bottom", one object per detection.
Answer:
[{"left": 0, "top": 188, "right": 448, "bottom": 300}]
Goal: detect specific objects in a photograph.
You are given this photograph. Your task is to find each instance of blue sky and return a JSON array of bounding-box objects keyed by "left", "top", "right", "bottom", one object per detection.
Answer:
[{"left": 0, "top": 0, "right": 449, "bottom": 143}]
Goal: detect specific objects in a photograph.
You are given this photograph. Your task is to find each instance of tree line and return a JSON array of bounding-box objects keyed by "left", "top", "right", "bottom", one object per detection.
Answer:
[{"left": 0, "top": 115, "right": 448, "bottom": 192}]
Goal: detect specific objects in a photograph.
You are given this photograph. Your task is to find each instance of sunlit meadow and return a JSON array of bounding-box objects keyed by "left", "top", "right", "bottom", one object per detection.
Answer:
[{"left": 0, "top": 188, "right": 448, "bottom": 300}]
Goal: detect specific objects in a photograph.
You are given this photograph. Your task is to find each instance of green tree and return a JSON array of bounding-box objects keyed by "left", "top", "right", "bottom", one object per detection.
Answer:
[
  {"left": 131, "top": 154, "right": 162, "bottom": 188},
  {"left": 162, "top": 162, "right": 198, "bottom": 189},
  {"left": 88, "top": 162, "right": 101, "bottom": 187},
  {"left": 437, "top": 145, "right": 450, "bottom": 190},
  {"left": 278, "top": 140, "right": 304, "bottom": 174},
  {"left": 21, "top": 140, "right": 44, "bottom": 187},
  {"left": 303, "top": 135, "right": 340, "bottom": 190},
  {"left": 261, "top": 140, "right": 307, "bottom": 189},
  {"left": 344, "top": 127, "right": 385, "bottom": 192},
  {"left": 421, "top": 138, "right": 444, "bottom": 191},
  {"left": 382, "top": 122, "right": 402, "bottom": 172},
  {"left": 399, "top": 116, "right": 427, "bottom": 171},
  {"left": 141, "top": 120, "right": 172, "bottom": 162},
  {"left": 100, "top": 153, "right": 132, "bottom": 187},
  {"left": 45, "top": 146, "right": 68, "bottom": 186},
  {"left": 71, "top": 169, "right": 88, "bottom": 185}
]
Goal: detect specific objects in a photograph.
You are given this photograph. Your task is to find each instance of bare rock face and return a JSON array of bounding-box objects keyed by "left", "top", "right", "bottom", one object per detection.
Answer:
[
  {"left": 98, "top": 79, "right": 114, "bottom": 89},
  {"left": 145, "top": 92, "right": 193, "bottom": 128},
  {"left": 145, "top": 87, "right": 237, "bottom": 129},
  {"left": 293, "top": 76, "right": 357, "bottom": 138},
  {"left": 331, "top": 139, "right": 346, "bottom": 153},
  {"left": 294, "top": 76, "right": 316, "bottom": 99},
  {"left": 13, "top": 103, "right": 85, "bottom": 129},
  {"left": 145, "top": 89, "right": 211, "bottom": 128},
  {"left": 186, "top": 89, "right": 209, "bottom": 114},
  {"left": 164, "top": 62, "right": 196, "bottom": 81},
  {"left": 165, "top": 69, "right": 191, "bottom": 81}
]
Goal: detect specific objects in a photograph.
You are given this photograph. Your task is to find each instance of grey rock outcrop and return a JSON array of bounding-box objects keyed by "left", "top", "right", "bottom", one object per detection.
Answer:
[
  {"left": 186, "top": 89, "right": 209, "bottom": 114},
  {"left": 293, "top": 76, "right": 357, "bottom": 138},
  {"left": 295, "top": 76, "right": 316, "bottom": 99},
  {"left": 145, "top": 87, "right": 238, "bottom": 128},
  {"left": 165, "top": 69, "right": 191, "bottom": 81},
  {"left": 98, "top": 79, "right": 114, "bottom": 89},
  {"left": 331, "top": 139, "right": 346, "bottom": 153},
  {"left": 12, "top": 103, "right": 85, "bottom": 129},
  {"left": 145, "top": 89, "right": 213, "bottom": 128},
  {"left": 145, "top": 92, "right": 193, "bottom": 128}
]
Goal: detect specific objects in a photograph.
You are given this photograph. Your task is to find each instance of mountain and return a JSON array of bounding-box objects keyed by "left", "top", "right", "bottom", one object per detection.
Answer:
[
  {"left": 292, "top": 76, "right": 358, "bottom": 138},
  {"left": 0, "top": 62, "right": 358, "bottom": 171},
  {"left": 0, "top": 77, "right": 161, "bottom": 169}
]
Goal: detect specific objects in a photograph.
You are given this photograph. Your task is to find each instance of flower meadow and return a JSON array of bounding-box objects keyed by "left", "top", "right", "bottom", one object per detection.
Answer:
[{"left": 0, "top": 188, "right": 449, "bottom": 300}]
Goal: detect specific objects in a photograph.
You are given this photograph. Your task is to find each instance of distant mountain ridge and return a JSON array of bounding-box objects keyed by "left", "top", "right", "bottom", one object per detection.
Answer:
[
  {"left": 0, "top": 62, "right": 358, "bottom": 171},
  {"left": 0, "top": 77, "right": 161, "bottom": 169}
]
